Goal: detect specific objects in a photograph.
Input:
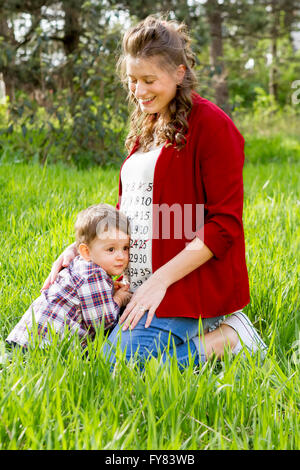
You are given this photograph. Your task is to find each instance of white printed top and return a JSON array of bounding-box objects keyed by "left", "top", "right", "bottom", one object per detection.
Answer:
[{"left": 120, "top": 142, "right": 164, "bottom": 292}]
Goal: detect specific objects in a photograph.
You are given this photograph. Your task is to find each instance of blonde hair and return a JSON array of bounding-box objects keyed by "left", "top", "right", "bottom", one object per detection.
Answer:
[
  {"left": 117, "top": 15, "right": 198, "bottom": 152},
  {"left": 75, "top": 204, "right": 130, "bottom": 248}
]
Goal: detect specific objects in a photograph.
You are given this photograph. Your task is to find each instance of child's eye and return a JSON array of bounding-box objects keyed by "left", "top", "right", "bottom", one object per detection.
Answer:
[
  {"left": 108, "top": 247, "right": 114, "bottom": 252},
  {"left": 123, "top": 246, "right": 129, "bottom": 251}
]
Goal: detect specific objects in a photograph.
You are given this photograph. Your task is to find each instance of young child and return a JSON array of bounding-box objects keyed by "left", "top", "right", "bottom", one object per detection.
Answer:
[{"left": 6, "top": 203, "right": 131, "bottom": 349}]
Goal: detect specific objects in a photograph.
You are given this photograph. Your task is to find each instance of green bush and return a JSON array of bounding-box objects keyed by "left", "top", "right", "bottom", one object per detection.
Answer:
[{"left": 245, "top": 134, "right": 300, "bottom": 165}]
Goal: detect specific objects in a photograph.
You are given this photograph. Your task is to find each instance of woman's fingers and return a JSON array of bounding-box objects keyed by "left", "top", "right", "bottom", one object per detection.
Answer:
[
  {"left": 61, "top": 250, "right": 75, "bottom": 269},
  {"left": 119, "top": 299, "right": 136, "bottom": 324},
  {"left": 41, "top": 258, "right": 64, "bottom": 291},
  {"left": 50, "top": 259, "right": 63, "bottom": 284},
  {"left": 145, "top": 306, "right": 156, "bottom": 329},
  {"left": 41, "top": 260, "right": 61, "bottom": 291},
  {"left": 122, "top": 305, "right": 146, "bottom": 331},
  {"left": 119, "top": 275, "right": 167, "bottom": 330},
  {"left": 121, "top": 298, "right": 158, "bottom": 331},
  {"left": 41, "top": 273, "right": 52, "bottom": 292}
]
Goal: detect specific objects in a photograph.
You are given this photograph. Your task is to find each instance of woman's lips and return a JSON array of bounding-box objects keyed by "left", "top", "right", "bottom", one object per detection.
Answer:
[{"left": 141, "top": 97, "right": 156, "bottom": 105}]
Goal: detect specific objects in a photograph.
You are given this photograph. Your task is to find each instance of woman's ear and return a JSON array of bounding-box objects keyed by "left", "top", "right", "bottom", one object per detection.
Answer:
[
  {"left": 176, "top": 64, "right": 186, "bottom": 85},
  {"left": 78, "top": 243, "right": 91, "bottom": 261}
]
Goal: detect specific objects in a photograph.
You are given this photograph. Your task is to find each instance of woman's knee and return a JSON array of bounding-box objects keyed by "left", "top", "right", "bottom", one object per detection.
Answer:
[{"left": 103, "top": 320, "right": 177, "bottom": 365}]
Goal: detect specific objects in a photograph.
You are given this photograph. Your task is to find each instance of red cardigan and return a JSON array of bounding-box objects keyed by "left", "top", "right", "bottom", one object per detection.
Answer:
[{"left": 117, "top": 92, "right": 250, "bottom": 318}]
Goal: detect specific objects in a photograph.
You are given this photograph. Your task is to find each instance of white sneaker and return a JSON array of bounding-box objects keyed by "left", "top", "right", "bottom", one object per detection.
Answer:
[{"left": 221, "top": 311, "right": 267, "bottom": 358}]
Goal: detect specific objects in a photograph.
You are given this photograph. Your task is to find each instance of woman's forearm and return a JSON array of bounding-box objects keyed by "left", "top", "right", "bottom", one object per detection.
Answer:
[
  {"left": 70, "top": 241, "right": 79, "bottom": 255},
  {"left": 152, "top": 237, "right": 213, "bottom": 288},
  {"left": 41, "top": 241, "right": 79, "bottom": 291}
]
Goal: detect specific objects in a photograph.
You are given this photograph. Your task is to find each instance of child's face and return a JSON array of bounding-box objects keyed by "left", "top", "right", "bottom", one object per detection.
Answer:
[{"left": 85, "top": 229, "right": 130, "bottom": 277}]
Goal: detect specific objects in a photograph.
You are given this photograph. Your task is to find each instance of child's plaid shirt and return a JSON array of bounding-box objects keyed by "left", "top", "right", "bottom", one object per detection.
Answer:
[{"left": 6, "top": 256, "right": 120, "bottom": 348}]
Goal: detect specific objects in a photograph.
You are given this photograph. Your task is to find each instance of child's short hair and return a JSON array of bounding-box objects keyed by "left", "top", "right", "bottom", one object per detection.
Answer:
[{"left": 75, "top": 204, "right": 130, "bottom": 248}]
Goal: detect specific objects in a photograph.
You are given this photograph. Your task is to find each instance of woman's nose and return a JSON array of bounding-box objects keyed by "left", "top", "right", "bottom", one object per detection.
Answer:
[{"left": 135, "top": 81, "right": 147, "bottom": 99}]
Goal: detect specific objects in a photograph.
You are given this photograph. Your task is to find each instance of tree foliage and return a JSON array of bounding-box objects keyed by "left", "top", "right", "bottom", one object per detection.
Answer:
[{"left": 0, "top": 0, "right": 299, "bottom": 166}]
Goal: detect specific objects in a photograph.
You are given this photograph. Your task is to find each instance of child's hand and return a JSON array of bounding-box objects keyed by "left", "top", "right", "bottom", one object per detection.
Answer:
[
  {"left": 113, "top": 285, "right": 132, "bottom": 307},
  {"left": 113, "top": 280, "right": 125, "bottom": 291},
  {"left": 114, "top": 275, "right": 130, "bottom": 291}
]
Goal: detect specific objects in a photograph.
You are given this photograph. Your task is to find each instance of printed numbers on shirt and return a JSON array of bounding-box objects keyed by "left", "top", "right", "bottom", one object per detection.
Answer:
[
  {"left": 128, "top": 211, "right": 150, "bottom": 222},
  {"left": 130, "top": 253, "right": 147, "bottom": 264},
  {"left": 124, "top": 182, "right": 153, "bottom": 192},
  {"left": 124, "top": 182, "right": 137, "bottom": 192},
  {"left": 128, "top": 267, "right": 151, "bottom": 277},
  {"left": 141, "top": 210, "right": 150, "bottom": 220},
  {"left": 133, "top": 224, "right": 149, "bottom": 236},
  {"left": 122, "top": 194, "right": 152, "bottom": 207},
  {"left": 130, "top": 239, "right": 149, "bottom": 250},
  {"left": 140, "top": 268, "right": 151, "bottom": 277},
  {"left": 134, "top": 195, "right": 152, "bottom": 206},
  {"left": 139, "top": 182, "right": 152, "bottom": 192},
  {"left": 132, "top": 280, "right": 143, "bottom": 289}
]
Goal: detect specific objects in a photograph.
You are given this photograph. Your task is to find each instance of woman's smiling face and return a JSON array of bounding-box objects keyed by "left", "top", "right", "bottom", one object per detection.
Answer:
[{"left": 126, "top": 55, "right": 185, "bottom": 116}]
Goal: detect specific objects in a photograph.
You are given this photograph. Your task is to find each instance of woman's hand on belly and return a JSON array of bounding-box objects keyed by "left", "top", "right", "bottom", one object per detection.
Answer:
[{"left": 119, "top": 274, "right": 168, "bottom": 331}]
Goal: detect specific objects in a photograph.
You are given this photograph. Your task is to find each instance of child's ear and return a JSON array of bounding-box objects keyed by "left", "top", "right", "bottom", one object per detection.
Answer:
[{"left": 78, "top": 243, "right": 91, "bottom": 261}]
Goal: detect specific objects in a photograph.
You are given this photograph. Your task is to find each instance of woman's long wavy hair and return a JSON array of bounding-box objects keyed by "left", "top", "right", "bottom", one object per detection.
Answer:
[{"left": 117, "top": 15, "right": 198, "bottom": 152}]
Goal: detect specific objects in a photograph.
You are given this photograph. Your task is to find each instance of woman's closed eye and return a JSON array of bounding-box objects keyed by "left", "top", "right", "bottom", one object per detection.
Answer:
[{"left": 128, "top": 79, "right": 155, "bottom": 86}]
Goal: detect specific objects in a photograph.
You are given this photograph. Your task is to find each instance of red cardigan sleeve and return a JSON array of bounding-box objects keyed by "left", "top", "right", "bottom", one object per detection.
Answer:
[{"left": 195, "top": 119, "right": 245, "bottom": 260}]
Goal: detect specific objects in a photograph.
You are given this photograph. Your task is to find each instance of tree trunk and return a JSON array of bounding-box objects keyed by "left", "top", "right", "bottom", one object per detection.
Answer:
[
  {"left": 0, "top": 12, "right": 16, "bottom": 102},
  {"left": 61, "top": 1, "right": 81, "bottom": 104},
  {"left": 269, "top": 33, "right": 278, "bottom": 99},
  {"left": 269, "top": 0, "right": 279, "bottom": 100},
  {"left": 205, "top": 0, "right": 231, "bottom": 117},
  {"left": 282, "top": 0, "right": 298, "bottom": 49},
  {"left": 62, "top": 1, "right": 81, "bottom": 56}
]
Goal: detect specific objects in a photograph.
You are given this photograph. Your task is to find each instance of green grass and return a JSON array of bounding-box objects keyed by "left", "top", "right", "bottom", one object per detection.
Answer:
[{"left": 0, "top": 157, "right": 299, "bottom": 450}]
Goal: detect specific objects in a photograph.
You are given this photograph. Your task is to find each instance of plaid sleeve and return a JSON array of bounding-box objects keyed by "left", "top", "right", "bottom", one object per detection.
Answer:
[{"left": 77, "top": 270, "right": 120, "bottom": 333}]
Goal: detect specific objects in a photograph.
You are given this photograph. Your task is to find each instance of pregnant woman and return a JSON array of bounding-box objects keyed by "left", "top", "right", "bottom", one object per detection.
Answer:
[{"left": 43, "top": 16, "right": 267, "bottom": 368}]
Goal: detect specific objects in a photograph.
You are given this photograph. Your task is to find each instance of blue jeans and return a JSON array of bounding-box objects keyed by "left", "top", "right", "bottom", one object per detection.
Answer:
[{"left": 102, "top": 313, "right": 224, "bottom": 370}]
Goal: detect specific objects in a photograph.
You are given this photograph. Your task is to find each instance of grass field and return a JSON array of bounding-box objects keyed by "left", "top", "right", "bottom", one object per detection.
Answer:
[{"left": 0, "top": 154, "right": 299, "bottom": 450}]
